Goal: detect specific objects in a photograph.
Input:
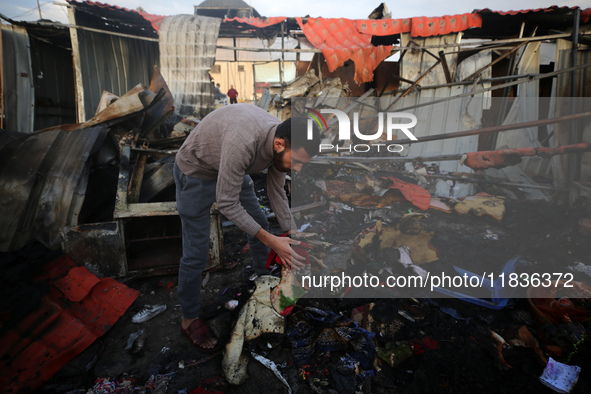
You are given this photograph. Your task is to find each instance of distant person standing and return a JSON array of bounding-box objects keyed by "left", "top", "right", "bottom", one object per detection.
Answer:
[{"left": 227, "top": 85, "right": 238, "bottom": 104}]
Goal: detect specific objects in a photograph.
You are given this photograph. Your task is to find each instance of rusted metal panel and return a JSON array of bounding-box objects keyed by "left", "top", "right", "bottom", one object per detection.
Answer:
[
  {"left": 0, "top": 24, "right": 34, "bottom": 133},
  {"left": 159, "top": 15, "right": 221, "bottom": 118},
  {"left": 0, "top": 125, "right": 118, "bottom": 252}
]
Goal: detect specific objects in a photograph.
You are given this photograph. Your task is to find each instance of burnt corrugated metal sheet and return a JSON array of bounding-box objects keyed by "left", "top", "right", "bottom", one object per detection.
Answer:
[
  {"left": 159, "top": 15, "right": 221, "bottom": 118},
  {"left": 391, "top": 33, "right": 491, "bottom": 198},
  {"left": 296, "top": 17, "right": 392, "bottom": 84},
  {"left": 0, "top": 24, "right": 34, "bottom": 133},
  {"left": 0, "top": 126, "right": 119, "bottom": 252},
  {"left": 67, "top": 0, "right": 158, "bottom": 38}
]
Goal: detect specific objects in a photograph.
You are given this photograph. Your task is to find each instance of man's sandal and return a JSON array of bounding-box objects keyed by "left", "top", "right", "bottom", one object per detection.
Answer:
[{"left": 181, "top": 318, "right": 221, "bottom": 354}]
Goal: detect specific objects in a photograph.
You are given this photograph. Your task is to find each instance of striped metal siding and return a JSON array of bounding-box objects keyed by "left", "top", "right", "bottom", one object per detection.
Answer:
[
  {"left": 29, "top": 35, "right": 76, "bottom": 130},
  {"left": 159, "top": 15, "right": 221, "bottom": 118},
  {"left": 1, "top": 24, "right": 34, "bottom": 133},
  {"left": 391, "top": 34, "right": 491, "bottom": 198},
  {"left": 75, "top": 29, "right": 159, "bottom": 121}
]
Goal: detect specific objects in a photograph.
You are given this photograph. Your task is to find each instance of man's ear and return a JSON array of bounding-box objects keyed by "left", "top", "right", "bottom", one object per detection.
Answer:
[{"left": 273, "top": 137, "right": 286, "bottom": 152}]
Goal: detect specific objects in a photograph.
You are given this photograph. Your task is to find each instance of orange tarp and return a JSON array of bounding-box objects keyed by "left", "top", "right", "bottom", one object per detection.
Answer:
[
  {"left": 354, "top": 13, "right": 482, "bottom": 37},
  {"left": 223, "top": 16, "right": 287, "bottom": 27},
  {"left": 296, "top": 17, "right": 393, "bottom": 84},
  {"left": 0, "top": 255, "right": 139, "bottom": 393}
]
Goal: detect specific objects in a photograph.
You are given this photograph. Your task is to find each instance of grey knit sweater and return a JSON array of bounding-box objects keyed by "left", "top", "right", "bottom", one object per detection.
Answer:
[{"left": 176, "top": 104, "right": 293, "bottom": 236}]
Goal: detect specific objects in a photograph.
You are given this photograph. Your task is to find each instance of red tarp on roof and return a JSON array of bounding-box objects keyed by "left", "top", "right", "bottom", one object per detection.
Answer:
[
  {"left": 296, "top": 17, "right": 393, "bottom": 84},
  {"left": 138, "top": 10, "right": 166, "bottom": 32},
  {"left": 223, "top": 16, "right": 287, "bottom": 28},
  {"left": 0, "top": 255, "right": 139, "bottom": 393},
  {"left": 409, "top": 14, "right": 482, "bottom": 37},
  {"left": 355, "top": 13, "right": 481, "bottom": 38},
  {"left": 355, "top": 18, "right": 412, "bottom": 36}
]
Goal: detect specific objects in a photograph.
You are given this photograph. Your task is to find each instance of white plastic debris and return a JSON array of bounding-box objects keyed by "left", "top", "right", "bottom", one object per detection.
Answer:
[
  {"left": 132, "top": 304, "right": 167, "bottom": 323},
  {"left": 484, "top": 230, "right": 499, "bottom": 241},
  {"left": 251, "top": 352, "right": 292, "bottom": 394},
  {"left": 125, "top": 329, "right": 145, "bottom": 351},
  {"left": 539, "top": 357, "right": 581, "bottom": 393},
  {"left": 225, "top": 300, "right": 239, "bottom": 310},
  {"left": 397, "top": 246, "right": 428, "bottom": 279}
]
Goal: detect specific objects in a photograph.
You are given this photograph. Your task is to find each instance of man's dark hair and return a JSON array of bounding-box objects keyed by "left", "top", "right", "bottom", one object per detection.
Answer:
[{"left": 275, "top": 116, "right": 321, "bottom": 156}]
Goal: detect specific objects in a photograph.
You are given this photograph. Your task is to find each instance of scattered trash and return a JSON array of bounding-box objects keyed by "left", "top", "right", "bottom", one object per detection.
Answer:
[
  {"left": 225, "top": 300, "right": 239, "bottom": 310},
  {"left": 579, "top": 218, "right": 591, "bottom": 236},
  {"left": 398, "top": 310, "right": 416, "bottom": 323},
  {"left": 568, "top": 262, "right": 591, "bottom": 279},
  {"left": 377, "top": 342, "right": 413, "bottom": 366},
  {"left": 132, "top": 304, "right": 168, "bottom": 323},
  {"left": 160, "top": 346, "right": 170, "bottom": 355},
  {"left": 223, "top": 276, "right": 285, "bottom": 385},
  {"left": 539, "top": 357, "right": 581, "bottom": 393},
  {"left": 453, "top": 193, "right": 506, "bottom": 222},
  {"left": 484, "top": 229, "right": 499, "bottom": 240},
  {"left": 202, "top": 272, "right": 210, "bottom": 288},
  {"left": 439, "top": 306, "right": 468, "bottom": 321},
  {"left": 125, "top": 329, "right": 146, "bottom": 353},
  {"left": 251, "top": 352, "right": 292, "bottom": 394}
]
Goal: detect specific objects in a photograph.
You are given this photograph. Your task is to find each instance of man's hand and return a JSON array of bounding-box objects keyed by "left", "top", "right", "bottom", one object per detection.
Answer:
[{"left": 255, "top": 229, "right": 307, "bottom": 270}]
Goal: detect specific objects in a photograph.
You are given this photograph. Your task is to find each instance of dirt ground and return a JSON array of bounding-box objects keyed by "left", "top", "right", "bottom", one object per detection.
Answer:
[{"left": 3, "top": 175, "right": 591, "bottom": 393}]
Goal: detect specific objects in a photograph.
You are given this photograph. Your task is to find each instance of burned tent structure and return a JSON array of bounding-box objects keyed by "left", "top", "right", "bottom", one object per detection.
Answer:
[{"left": 1, "top": 2, "right": 591, "bottom": 276}]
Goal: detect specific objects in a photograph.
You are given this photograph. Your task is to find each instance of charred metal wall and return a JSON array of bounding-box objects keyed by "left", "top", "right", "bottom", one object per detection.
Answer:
[
  {"left": 28, "top": 34, "right": 76, "bottom": 130},
  {"left": 0, "top": 126, "right": 119, "bottom": 252}
]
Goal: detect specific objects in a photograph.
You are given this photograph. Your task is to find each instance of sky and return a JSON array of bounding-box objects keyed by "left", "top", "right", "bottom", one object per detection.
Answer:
[{"left": 0, "top": 0, "right": 590, "bottom": 24}]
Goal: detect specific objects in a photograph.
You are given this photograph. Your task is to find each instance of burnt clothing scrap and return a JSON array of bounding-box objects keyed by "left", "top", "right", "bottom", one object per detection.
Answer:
[{"left": 288, "top": 308, "right": 376, "bottom": 393}]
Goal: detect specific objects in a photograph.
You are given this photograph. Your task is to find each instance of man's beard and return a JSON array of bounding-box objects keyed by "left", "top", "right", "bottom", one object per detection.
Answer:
[{"left": 273, "top": 149, "right": 290, "bottom": 173}]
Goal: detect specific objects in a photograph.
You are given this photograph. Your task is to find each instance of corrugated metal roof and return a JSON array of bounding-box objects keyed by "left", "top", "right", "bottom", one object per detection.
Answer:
[
  {"left": 355, "top": 13, "right": 481, "bottom": 37},
  {"left": 66, "top": 1, "right": 160, "bottom": 37},
  {"left": 223, "top": 16, "right": 286, "bottom": 27},
  {"left": 137, "top": 10, "right": 166, "bottom": 32},
  {"left": 477, "top": 6, "right": 583, "bottom": 16},
  {"left": 296, "top": 17, "right": 392, "bottom": 84}
]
